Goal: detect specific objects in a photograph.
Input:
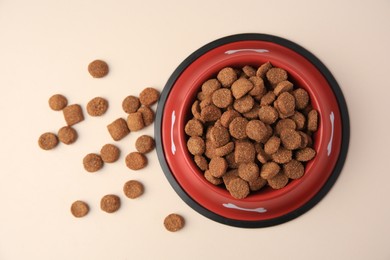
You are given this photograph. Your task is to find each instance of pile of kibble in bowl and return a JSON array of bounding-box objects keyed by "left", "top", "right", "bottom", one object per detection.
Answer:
[{"left": 185, "top": 62, "right": 319, "bottom": 199}]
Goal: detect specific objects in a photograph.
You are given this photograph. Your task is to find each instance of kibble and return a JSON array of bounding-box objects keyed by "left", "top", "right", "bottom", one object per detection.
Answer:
[
  {"left": 100, "top": 194, "right": 120, "bottom": 213},
  {"left": 123, "top": 180, "right": 144, "bottom": 199},
  {"left": 70, "top": 200, "right": 89, "bottom": 218},
  {"left": 49, "top": 94, "right": 68, "bottom": 111},
  {"left": 83, "top": 153, "right": 103, "bottom": 172},
  {"left": 139, "top": 87, "right": 160, "bottom": 106},
  {"left": 100, "top": 144, "right": 120, "bottom": 163},
  {"left": 217, "top": 67, "right": 237, "bottom": 87},
  {"left": 127, "top": 111, "right": 145, "bottom": 131},
  {"left": 268, "top": 173, "right": 289, "bottom": 189},
  {"left": 107, "top": 118, "right": 130, "bottom": 141},
  {"left": 125, "top": 152, "right": 147, "bottom": 170},
  {"left": 164, "top": 213, "right": 185, "bottom": 232},
  {"left": 307, "top": 110, "right": 319, "bottom": 132},
  {"left": 63, "top": 104, "right": 84, "bottom": 126},
  {"left": 231, "top": 78, "right": 253, "bottom": 99},
  {"left": 238, "top": 162, "right": 259, "bottom": 182},
  {"left": 212, "top": 88, "right": 233, "bottom": 108},
  {"left": 122, "top": 95, "right": 141, "bottom": 114},
  {"left": 38, "top": 132, "right": 58, "bottom": 150},
  {"left": 202, "top": 79, "right": 221, "bottom": 95},
  {"left": 283, "top": 160, "right": 304, "bottom": 179},
  {"left": 138, "top": 106, "right": 155, "bottom": 127},
  {"left": 88, "top": 60, "right": 109, "bottom": 78},
  {"left": 58, "top": 126, "right": 78, "bottom": 144},
  {"left": 296, "top": 147, "right": 316, "bottom": 162},
  {"left": 135, "top": 135, "right": 155, "bottom": 154}
]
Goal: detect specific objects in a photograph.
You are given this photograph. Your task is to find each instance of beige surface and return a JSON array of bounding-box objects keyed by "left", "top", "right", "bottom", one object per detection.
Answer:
[{"left": 1, "top": 0, "right": 389, "bottom": 259}]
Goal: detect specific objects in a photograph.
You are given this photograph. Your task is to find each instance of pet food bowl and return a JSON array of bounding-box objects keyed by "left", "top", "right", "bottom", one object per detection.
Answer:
[{"left": 155, "top": 33, "right": 349, "bottom": 228}]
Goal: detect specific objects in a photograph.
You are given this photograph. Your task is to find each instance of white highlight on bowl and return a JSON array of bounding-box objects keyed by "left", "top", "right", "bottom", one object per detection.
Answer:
[
  {"left": 224, "top": 49, "right": 269, "bottom": 55},
  {"left": 222, "top": 203, "right": 267, "bottom": 213},
  {"left": 327, "top": 111, "right": 335, "bottom": 156},
  {"left": 171, "top": 110, "right": 176, "bottom": 155}
]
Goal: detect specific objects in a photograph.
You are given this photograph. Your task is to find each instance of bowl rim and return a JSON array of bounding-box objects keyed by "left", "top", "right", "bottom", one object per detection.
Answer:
[{"left": 155, "top": 33, "right": 350, "bottom": 228}]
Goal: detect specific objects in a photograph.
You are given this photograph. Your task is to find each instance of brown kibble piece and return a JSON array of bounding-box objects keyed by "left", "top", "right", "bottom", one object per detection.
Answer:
[
  {"left": 264, "top": 136, "right": 281, "bottom": 155},
  {"left": 268, "top": 173, "right": 289, "bottom": 189},
  {"left": 125, "top": 152, "right": 148, "bottom": 170},
  {"left": 238, "top": 162, "right": 259, "bottom": 182},
  {"left": 243, "top": 104, "right": 260, "bottom": 119},
  {"left": 226, "top": 178, "right": 250, "bottom": 199},
  {"left": 58, "top": 126, "right": 78, "bottom": 145},
  {"left": 212, "top": 88, "right": 233, "bottom": 108},
  {"left": 164, "top": 213, "right": 185, "bottom": 232},
  {"left": 63, "top": 104, "right": 84, "bottom": 126},
  {"left": 199, "top": 95, "right": 212, "bottom": 109},
  {"left": 194, "top": 155, "right": 208, "bottom": 171},
  {"left": 260, "top": 91, "right": 276, "bottom": 106},
  {"left": 123, "top": 180, "right": 144, "bottom": 199},
  {"left": 122, "top": 95, "right": 141, "bottom": 114},
  {"left": 135, "top": 135, "right": 155, "bottom": 154},
  {"left": 256, "top": 62, "right": 272, "bottom": 78},
  {"left": 272, "top": 147, "right": 292, "bottom": 164},
  {"left": 298, "top": 131, "right": 312, "bottom": 148},
  {"left": 235, "top": 141, "right": 255, "bottom": 163},
  {"left": 256, "top": 145, "right": 271, "bottom": 164},
  {"left": 258, "top": 106, "right": 278, "bottom": 124},
  {"left": 205, "top": 140, "right": 217, "bottom": 159},
  {"left": 191, "top": 100, "right": 202, "bottom": 120},
  {"left": 248, "top": 76, "right": 266, "bottom": 96},
  {"left": 107, "top": 118, "right": 130, "bottom": 141},
  {"left": 284, "top": 160, "right": 304, "bottom": 179},
  {"left": 38, "top": 132, "right": 58, "bottom": 150},
  {"left": 202, "top": 79, "right": 221, "bottom": 96},
  {"left": 138, "top": 106, "right": 155, "bottom": 127},
  {"left": 293, "top": 88, "right": 310, "bottom": 110},
  {"left": 246, "top": 120, "right": 268, "bottom": 143},
  {"left": 139, "top": 87, "right": 160, "bottom": 106},
  {"left": 225, "top": 153, "right": 239, "bottom": 169},
  {"left": 277, "top": 92, "right": 295, "bottom": 115},
  {"left": 209, "top": 125, "right": 230, "bottom": 148},
  {"left": 266, "top": 67, "right": 288, "bottom": 87},
  {"left": 185, "top": 119, "right": 203, "bottom": 137},
  {"left": 209, "top": 157, "right": 228, "bottom": 178},
  {"left": 229, "top": 117, "right": 248, "bottom": 140},
  {"left": 100, "top": 144, "right": 120, "bottom": 163},
  {"left": 220, "top": 110, "right": 240, "bottom": 128},
  {"left": 275, "top": 118, "right": 297, "bottom": 136},
  {"left": 242, "top": 65, "right": 256, "bottom": 77},
  {"left": 274, "top": 80, "right": 293, "bottom": 96},
  {"left": 307, "top": 110, "right": 319, "bottom": 132},
  {"left": 100, "top": 194, "right": 120, "bottom": 213},
  {"left": 87, "top": 97, "right": 108, "bottom": 116},
  {"left": 49, "top": 94, "right": 68, "bottom": 111},
  {"left": 217, "top": 67, "right": 237, "bottom": 87},
  {"left": 70, "top": 200, "right": 89, "bottom": 218},
  {"left": 248, "top": 177, "right": 267, "bottom": 191},
  {"left": 127, "top": 111, "right": 145, "bottom": 131},
  {"left": 260, "top": 162, "right": 280, "bottom": 179},
  {"left": 187, "top": 136, "right": 205, "bottom": 155},
  {"left": 296, "top": 147, "right": 316, "bottom": 162},
  {"left": 222, "top": 169, "right": 239, "bottom": 186},
  {"left": 204, "top": 170, "right": 223, "bottom": 185},
  {"left": 290, "top": 112, "right": 306, "bottom": 130},
  {"left": 280, "top": 128, "right": 302, "bottom": 150},
  {"left": 88, "top": 60, "right": 109, "bottom": 78},
  {"left": 215, "top": 142, "right": 234, "bottom": 157},
  {"left": 231, "top": 78, "right": 254, "bottom": 99},
  {"left": 201, "top": 104, "right": 221, "bottom": 122},
  {"left": 233, "top": 95, "right": 254, "bottom": 113},
  {"left": 83, "top": 153, "right": 103, "bottom": 172}
]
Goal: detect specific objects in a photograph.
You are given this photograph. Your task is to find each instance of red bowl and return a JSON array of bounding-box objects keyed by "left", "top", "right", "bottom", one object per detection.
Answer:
[{"left": 155, "top": 34, "right": 349, "bottom": 228}]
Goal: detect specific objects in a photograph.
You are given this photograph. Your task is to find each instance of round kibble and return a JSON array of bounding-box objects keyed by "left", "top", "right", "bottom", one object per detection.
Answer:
[
  {"left": 280, "top": 128, "right": 302, "bottom": 150},
  {"left": 275, "top": 118, "right": 297, "bottom": 136},
  {"left": 225, "top": 152, "right": 239, "bottom": 169},
  {"left": 264, "top": 136, "right": 281, "bottom": 155},
  {"left": 272, "top": 147, "right": 292, "bottom": 164},
  {"left": 191, "top": 100, "right": 202, "bottom": 120},
  {"left": 248, "top": 177, "right": 267, "bottom": 191},
  {"left": 127, "top": 111, "right": 145, "bottom": 131},
  {"left": 70, "top": 200, "right": 89, "bottom": 218},
  {"left": 233, "top": 95, "right": 254, "bottom": 113},
  {"left": 217, "top": 67, "right": 237, "bottom": 87},
  {"left": 204, "top": 170, "right": 223, "bottom": 185},
  {"left": 139, "top": 87, "right": 160, "bottom": 106},
  {"left": 38, "top": 132, "right": 58, "bottom": 150},
  {"left": 205, "top": 140, "right": 217, "bottom": 159},
  {"left": 215, "top": 142, "right": 234, "bottom": 157},
  {"left": 260, "top": 91, "right": 276, "bottom": 106},
  {"left": 100, "top": 144, "right": 120, "bottom": 163},
  {"left": 200, "top": 104, "right": 221, "bottom": 122},
  {"left": 274, "top": 80, "right": 293, "bottom": 96},
  {"left": 248, "top": 76, "right": 265, "bottom": 96},
  {"left": 238, "top": 162, "right": 259, "bottom": 182},
  {"left": 49, "top": 94, "right": 68, "bottom": 111},
  {"left": 258, "top": 106, "right": 278, "bottom": 124},
  {"left": 298, "top": 131, "right": 312, "bottom": 148},
  {"left": 266, "top": 67, "right": 288, "bottom": 87},
  {"left": 122, "top": 95, "right": 140, "bottom": 114},
  {"left": 229, "top": 117, "right": 248, "bottom": 140},
  {"left": 293, "top": 88, "right": 309, "bottom": 110},
  {"left": 277, "top": 92, "right": 295, "bottom": 115},
  {"left": 307, "top": 110, "right": 319, "bottom": 132},
  {"left": 209, "top": 125, "right": 230, "bottom": 148},
  {"left": 138, "top": 106, "right": 155, "bottom": 127},
  {"left": 187, "top": 136, "right": 205, "bottom": 155},
  {"left": 256, "top": 61, "right": 272, "bottom": 78},
  {"left": 234, "top": 141, "right": 256, "bottom": 164},
  {"left": 209, "top": 157, "right": 228, "bottom": 178},
  {"left": 58, "top": 126, "right": 78, "bottom": 145},
  {"left": 256, "top": 145, "right": 270, "bottom": 164},
  {"left": 242, "top": 65, "right": 256, "bottom": 77},
  {"left": 231, "top": 78, "right": 254, "bottom": 99},
  {"left": 88, "top": 60, "right": 109, "bottom": 78},
  {"left": 296, "top": 147, "right": 316, "bottom": 162},
  {"left": 125, "top": 152, "right": 147, "bottom": 170},
  {"left": 87, "top": 97, "right": 108, "bottom": 116},
  {"left": 135, "top": 135, "right": 155, "bottom": 154},
  {"left": 243, "top": 105, "right": 260, "bottom": 119},
  {"left": 202, "top": 79, "right": 221, "bottom": 95},
  {"left": 199, "top": 96, "right": 212, "bottom": 109},
  {"left": 226, "top": 178, "right": 250, "bottom": 199},
  {"left": 212, "top": 88, "right": 233, "bottom": 108},
  {"left": 164, "top": 213, "right": 185, "bottom": 232},
  {"left": 222, "top": 169, "right": 239, "bottom": 186},
  {"left": 268, "top": 173, "right": 289, "bottom": 189},
  {"left": 123, "top": 180, "right": 144, "bottom": 199},
  {"left": 83, "top": 153, "right": 103, "bottom": 172},
  {"left": 246, "top": 120, "right": 268, "bottom": 143},
  {"left": 100, "top": 194, "right": 120, "bottom": 213},
  {"left": 260, "top": 162, "right": 280, "bottom": 179},
  {"left": 194, "top": 155, "right": 208, "bottom": 171},
  {"left": 220, "top": 110, "right": 240, "bottom": 128},
  {"left": 284, "top": 160, "right": 304, "bottom": 179},
  {"left": 290, "top": 112, "right": 306, "bottom": 130}
]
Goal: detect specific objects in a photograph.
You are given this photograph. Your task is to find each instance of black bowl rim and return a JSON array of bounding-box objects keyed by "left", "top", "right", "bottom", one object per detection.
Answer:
[{"left": 155, "top": 33, "right": 350, "bottom": 228}]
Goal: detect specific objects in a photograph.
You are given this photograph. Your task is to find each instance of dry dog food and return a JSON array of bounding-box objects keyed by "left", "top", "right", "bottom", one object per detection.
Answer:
[
  {"left": 87, "top": 97, "right": 108, "bottom": 116},
  {"left": 185, "top": 62, "right": 319, "bottom": 198},
  {"left": 122, "top": 95, "right": 141, "bottom": 114},
  {"left": 88, "top": 60, "right": 109, "bottom": 78},
  {"left": 100, "top": 194, "right": 120, "bottom": 213},
  {"left": 127, "top": 111, "right": 145, "bottom": 131},
  {"left": 164, "top": 213, "right": 185, "bottom": 232},
  {"left": 137, "top": 106, "right": 155, "bottom": 127},
  {"left": 135, "top": 135, "right": 155, "bottom": 154},
  {"left": 63, "top": 104, "right": 84, "bottom": 126},
  {"left": 123, "top": 180, "right": 144, "bottom": 199},
  {"left": 58, "top": 126, "right": 78, "bottom": 144},
  {"left": 70, "top": 200, "right": 89, "bottom": 218},
  {"left": 125, "top": 152, "right": 147, "bottom": 170},
  {"left": 49, "top": 94, "right": 68, "bottom": 111},
  {"left": 83, "top": 153, "right": 104, "bottom": 172},
  {"left": 139, "top": 87, "right": 160, "bottom": 106},
  {"left": 107, "top": 118, "right": 130, "bottom": 141},
  {"left": 38, "top": 132, "right": 59, "bottom": 150},
  {"left": 100, "top": 144, "right": 120, "bottom": 163}
]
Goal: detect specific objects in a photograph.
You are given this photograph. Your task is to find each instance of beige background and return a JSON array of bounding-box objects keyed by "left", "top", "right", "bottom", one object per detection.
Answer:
[{"left": 1, "top": 0, "right": 389, "bottom": 259}]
